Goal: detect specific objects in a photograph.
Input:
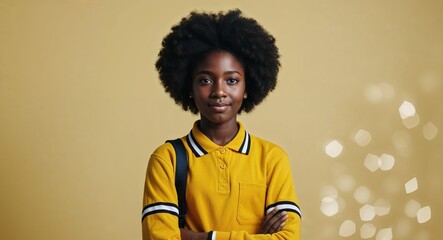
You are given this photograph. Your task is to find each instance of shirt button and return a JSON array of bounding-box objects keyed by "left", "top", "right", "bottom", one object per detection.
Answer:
[
  {"left": 220, "top": 148, "right": 226, "bottom": 154},
  {"left": 220, "top": 163, "right": 226, "bottom": 169}
]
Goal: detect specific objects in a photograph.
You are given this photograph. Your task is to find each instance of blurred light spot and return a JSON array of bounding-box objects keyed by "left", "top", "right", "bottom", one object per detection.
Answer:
[
  {"left": 325, "top": 140, "right": 343, "bottom": 158},
  {"left": 402, "top": 113, "right": 420, "bottom": 129},
  {"left": 405, "top": 199, "right": 421, "bottom": 218},
  {"left": 364, "top": 84, "right": 383, "bottom": 103},
  {"left": 364, "top": 154, "right": 380, "bottom": 172},
  {"left": 320, "top": 197, "right": 339, "bottom": 217},
  {"left": 360, "top": 204, "right": 376, "bottom": 221},
  {"left": 339, "top": 220, "right": 356, "bottom": 237},
  {"left": 320, "top": 185, "right": 338, "bottom": 199},
  {"left": 392, "top": 130, "right": 412, "bottom": 152},
  {"left": 374, "top": 198, "right": 391, "bottom": 216},
  {"left": 423, "top": 122, "right": 438, "bottom": 141},
  {"left": 405, "top": 177, "right": 418, "bottom": 194},
  {"left": 354, "top": 129, "right": 372, "bottom": 147},
  {"left": 399, "top": 101, "right": 416, "bottom": 120},
  {"left": 415, "top": 230, "right": 431, "bottom": 240},
  {"left": 379, "top": 82, "right": 395, "bottom": 99},
  {"left": 364, "top": 82, "right": 395, "bottom": 102},
  {"left": 336, "top": 174, "right": 356, "bottom": 193},
  {"left": 354, "top": 186, "right": 372, "bottom": 204},
  {"left": 376, "top": 228, "right": 393, "bottom": 240},
  {"left": 419, "top": 71, "right": 441, "bottom": 93},
  {"left": 395, "top": 218, "right": 412, "bottom": 238},
  {"left": 417, "top": 206, "right": 431, "bottom": 223},
  {"left": 360, "top": 223, "right": 376, "bottom": 239},
  {"left": 336, "top": 196, "right": 347, "bottom": 214},
  {"left": 379, "top": 154, "right": 395, "bottom": 171}
]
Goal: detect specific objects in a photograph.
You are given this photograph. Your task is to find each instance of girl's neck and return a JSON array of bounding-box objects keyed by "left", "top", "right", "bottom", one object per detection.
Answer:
[{"left": 198, "top": 118, "right": 239, "bottom": 146}]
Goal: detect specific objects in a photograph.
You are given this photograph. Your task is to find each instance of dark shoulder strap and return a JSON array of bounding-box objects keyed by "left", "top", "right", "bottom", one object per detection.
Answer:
[{"left": 166, "top": 138, "right": 188, "bottom": 228}]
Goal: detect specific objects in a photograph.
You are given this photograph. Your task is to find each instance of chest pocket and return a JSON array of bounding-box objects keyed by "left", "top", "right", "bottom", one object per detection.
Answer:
[{"left": 237, "top": 183, "right": 267, "bottom": 225}]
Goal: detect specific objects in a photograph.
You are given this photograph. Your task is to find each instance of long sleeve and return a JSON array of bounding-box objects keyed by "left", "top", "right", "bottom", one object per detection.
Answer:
[{"left": 142, "top": 144, "right": 181, "bottom": 240}]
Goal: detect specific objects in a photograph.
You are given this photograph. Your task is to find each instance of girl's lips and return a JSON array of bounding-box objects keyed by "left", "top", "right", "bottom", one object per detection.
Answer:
[
  {"left": 208, "top": 101, "right": 231, "bottom": 107},
  {"left": 208, "top": 102, "right": 231, "bottom": 112},
  {"left": 211, "top": 105, "right": 229, "bottom": 112}
]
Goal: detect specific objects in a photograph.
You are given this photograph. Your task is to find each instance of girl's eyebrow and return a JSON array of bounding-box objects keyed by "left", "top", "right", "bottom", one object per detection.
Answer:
[
  {"left": 196, "top": 70, "right": 242, "bottom": 76},
  {"left": 224, "top": 71, "right": 242, "bottom": 76}
]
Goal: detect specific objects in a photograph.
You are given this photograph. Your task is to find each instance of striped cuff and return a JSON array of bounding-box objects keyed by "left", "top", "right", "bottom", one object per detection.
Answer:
[
  {"left": 141, "top": 202, "right": 179, "bottom": 221},
  {"left": 266, "top": 201, "right": 301, "bottom": 218},
  {"left": 207, "top": 231, "right": 216, "bottom": 240}
]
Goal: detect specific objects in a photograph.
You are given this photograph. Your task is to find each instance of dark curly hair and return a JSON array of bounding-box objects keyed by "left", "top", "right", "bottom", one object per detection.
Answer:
[{"left": 155, "top": 9, "right": 280, "bottom": 114}]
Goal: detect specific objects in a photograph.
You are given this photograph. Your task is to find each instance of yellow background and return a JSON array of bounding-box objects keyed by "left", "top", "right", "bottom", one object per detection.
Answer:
[{"left": 1, "top": 0, "right": 442, "bottom": 239}]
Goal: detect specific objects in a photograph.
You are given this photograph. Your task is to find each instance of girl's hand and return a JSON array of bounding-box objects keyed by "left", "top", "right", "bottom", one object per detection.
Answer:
[
  {"left": 180, "top": 228, "right": 207, "bottom": 240},
  {"left": 260, "top": 208, "right": 288, "bottom": 234}
]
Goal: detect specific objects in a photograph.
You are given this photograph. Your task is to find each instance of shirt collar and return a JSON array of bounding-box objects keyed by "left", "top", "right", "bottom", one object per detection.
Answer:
[{"left": 186, "top": 121, "right": 251, "bottom": 157}]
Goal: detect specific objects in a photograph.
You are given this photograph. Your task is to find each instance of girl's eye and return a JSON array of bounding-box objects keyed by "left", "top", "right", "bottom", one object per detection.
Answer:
[
  {"left": 199, "top": 78, "right": 212, "bottom": 84},
  {"left": 227, "top": 78, "right": 238, "bottom": 84}
]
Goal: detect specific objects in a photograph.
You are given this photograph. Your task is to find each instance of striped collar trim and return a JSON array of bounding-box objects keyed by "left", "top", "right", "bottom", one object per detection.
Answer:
[
  {"left": 186, "top": 132, "right": 208, "bottom": 157},
  {"left": 239, "top": 131, "right": 251, "bottom": 155},
  {"left": 186, "top": 121, "right": 251, "bottom": 157}
]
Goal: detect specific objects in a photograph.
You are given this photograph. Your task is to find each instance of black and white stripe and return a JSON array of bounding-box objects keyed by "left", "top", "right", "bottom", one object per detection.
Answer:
[
  {"left": 238, "top": 131, "right": 251, "bottom": 155},
  {"left": 187, "top": 132, "right": 207, "bottom": 157},
  {"left": 207, "top": 231, "right": 216, "bottom": 240},
  {"left": 266, "top": 201, "right": 301, "bottom": 218},
  {"left": 187, "top": 130, "right": 251, "bottom": 157},
  {"left": 141, "top": 202, "right": 179, "bottom": 221}
]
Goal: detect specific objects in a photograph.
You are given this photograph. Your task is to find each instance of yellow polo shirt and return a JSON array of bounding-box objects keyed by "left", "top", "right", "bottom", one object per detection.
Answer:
[{"left": 142, "top": 121, "right": 301, "bottom": 240}]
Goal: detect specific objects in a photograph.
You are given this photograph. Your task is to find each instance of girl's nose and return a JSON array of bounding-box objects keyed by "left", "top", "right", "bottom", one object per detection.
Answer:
[{"left": 211, "top": 79, "right": 227, "bottom": 98}]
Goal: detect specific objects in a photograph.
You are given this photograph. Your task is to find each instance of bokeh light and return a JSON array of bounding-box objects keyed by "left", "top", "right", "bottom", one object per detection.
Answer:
[
  {"left": 336, "top": 174, "right": 356, "bottom": 193},
  {"left": 354, "top": 129, "right": 372, "bottom": 147},
  {"left": 354, "top": 186, "right": 372, "bottom": 204},
  {"left": 405, "top": 177, "right": 418, "bottom": 194},
  {"left": 360, "top": 223, "right": 377, "bottom": 239},
  {"left": 325, "top": 140, "right": 343, "bottom": 158},
  {"left": 402, "top": 113, "right": 420, "bottom": 129},
  {"left": 364, "top": 82, "right": 395, "bottom": 103},
  {"left": 418, "top": 71, "right": 441, "bottom": 93},
  {"left": 399, "top": 101, "right": 416, "bottom": 120},
  {"left": 376, "top": 228, "right": 393, "bottom": 240},
  {"left": 379, "top": 154, "right": 395, "bottom": 171},
  {"left": 320, "top": 197, "right": 339, "bottom": 217},
  {"left": 364, "top": 154, "right": 381, "bottom": 172},
  {"left": 423, "top": 122, "right": 438, "bottom": 141},
  {"left": 360, "top": 204, "right": 376, "bottom": 221},
  {"left": 339, "top": 220, "right": 356, "bottom": 237},
  {"left": 405, "top": 199, "right": 421, "bottom": 218},
  {"left": 417, "top": 206, "right": 432, "bottom": 224},
  {"left": 374, "top": 198, "right": 391, "bottom": 216},
  {"left": 320, "top": 185, "right": 339, "bottom": 199},
  {"left": 395, "top": 218, "right": 413, "bottom": 238},
  {"left": 392, "top": 130, "right": 413, "bottom": 152}
]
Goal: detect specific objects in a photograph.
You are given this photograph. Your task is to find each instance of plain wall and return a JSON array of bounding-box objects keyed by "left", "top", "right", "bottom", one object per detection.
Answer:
[{"left": 1, "top": 0, "right": 442, "bottom": 239}]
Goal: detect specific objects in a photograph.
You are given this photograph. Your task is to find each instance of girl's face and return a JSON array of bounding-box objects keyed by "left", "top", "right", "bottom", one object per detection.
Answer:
[{"left": 191, "top": 51, "right": 247, "bottom": 125}]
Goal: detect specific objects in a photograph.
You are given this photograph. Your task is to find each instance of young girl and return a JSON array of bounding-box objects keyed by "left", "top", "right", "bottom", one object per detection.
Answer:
[{"left": 142, "top": 9, "right": 301, "bottom": 240}]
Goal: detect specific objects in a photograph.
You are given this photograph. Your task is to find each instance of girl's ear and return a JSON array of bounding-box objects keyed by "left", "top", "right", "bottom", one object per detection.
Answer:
[{"left": 243, "top": 92, "right": 247, "bottom": 99}]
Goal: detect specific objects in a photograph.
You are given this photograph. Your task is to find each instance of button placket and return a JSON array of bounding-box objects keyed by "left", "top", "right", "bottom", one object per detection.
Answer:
[{"left": 217, "top": 148, "right": 230, "bottom": 193}]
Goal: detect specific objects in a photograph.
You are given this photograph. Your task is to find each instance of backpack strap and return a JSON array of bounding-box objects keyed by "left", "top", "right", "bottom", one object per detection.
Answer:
[{"left": 166, "top": 138, "right": 188, "bottom": 228}]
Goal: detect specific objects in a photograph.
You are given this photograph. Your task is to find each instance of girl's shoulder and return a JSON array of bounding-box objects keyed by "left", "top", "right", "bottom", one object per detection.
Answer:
[{"left": 249, "top": 133, "right": 288, "bottom": 156}]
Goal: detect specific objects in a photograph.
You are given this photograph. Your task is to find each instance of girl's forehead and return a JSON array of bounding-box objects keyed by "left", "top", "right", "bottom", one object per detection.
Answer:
[{"left": 194, "top": 50, "right": 244, "bottom": 73}]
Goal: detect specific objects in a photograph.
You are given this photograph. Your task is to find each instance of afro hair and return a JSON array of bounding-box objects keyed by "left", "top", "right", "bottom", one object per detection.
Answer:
[{"left": 155, "top": 9, "right": 280, "bottom": 114}]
